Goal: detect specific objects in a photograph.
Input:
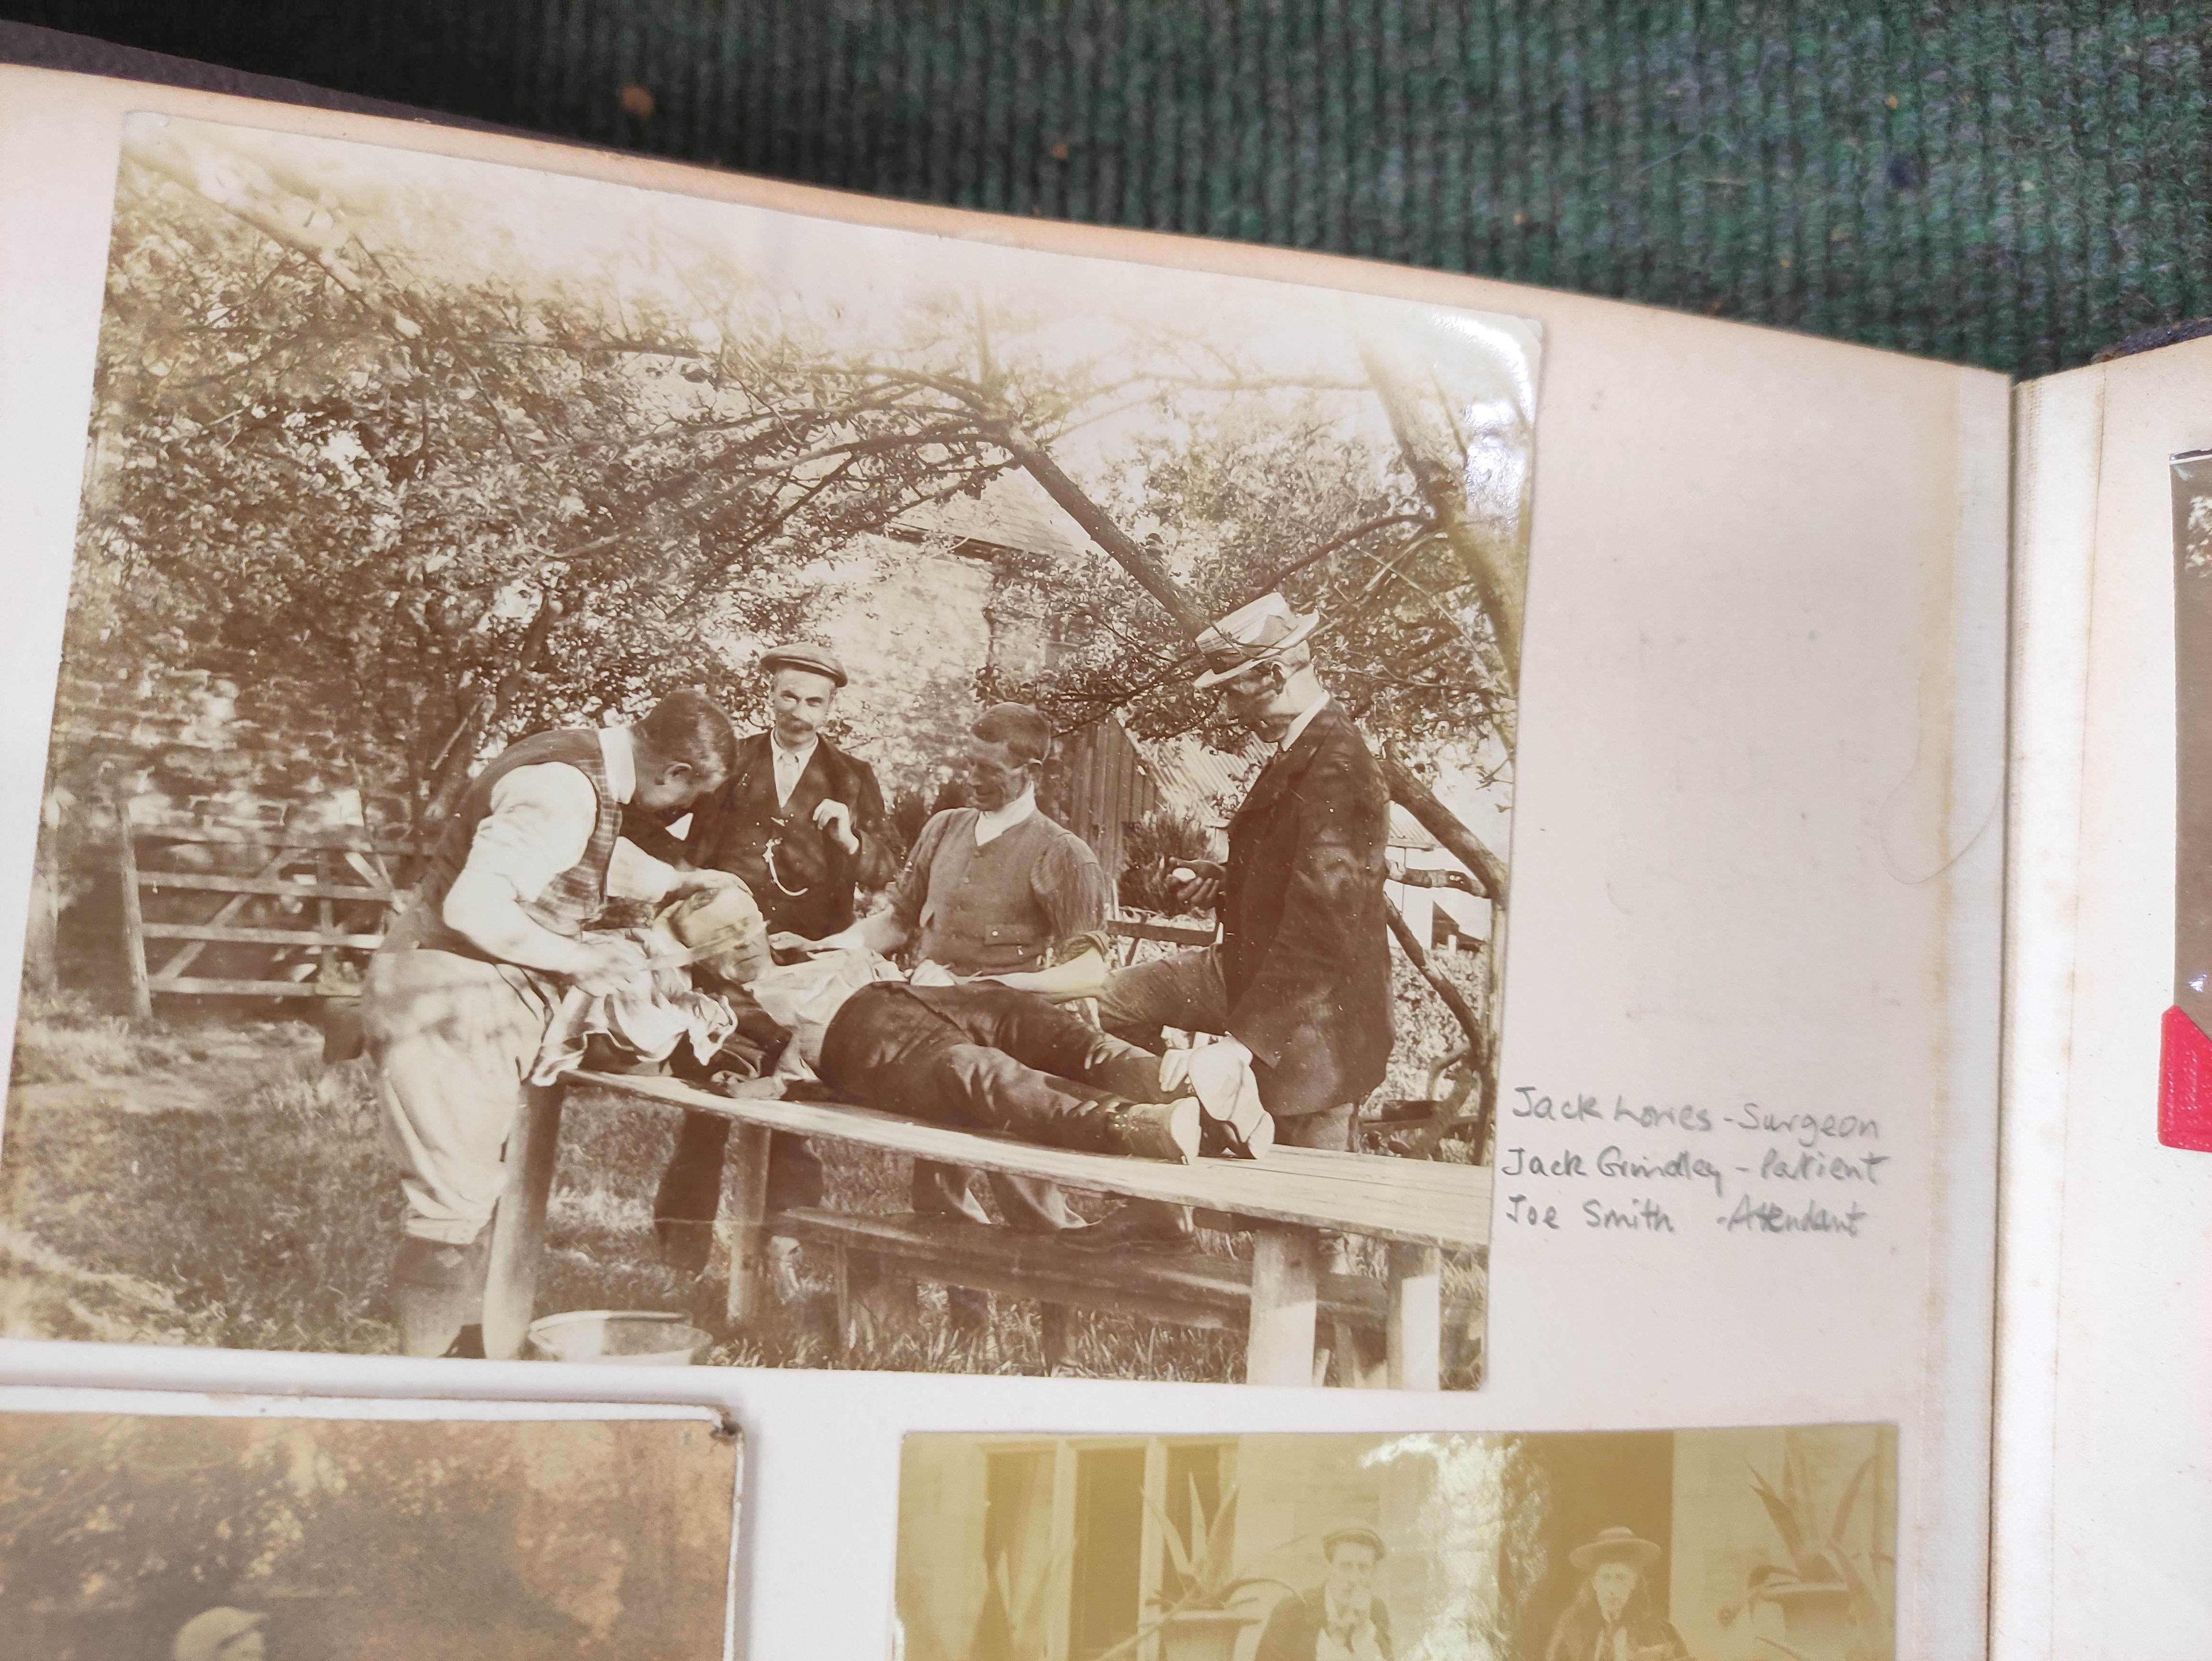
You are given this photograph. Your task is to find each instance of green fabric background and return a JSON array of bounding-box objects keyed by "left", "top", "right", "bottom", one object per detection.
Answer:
[{"left": 2, "top": 2, "right": 2205, "bottom": 376}]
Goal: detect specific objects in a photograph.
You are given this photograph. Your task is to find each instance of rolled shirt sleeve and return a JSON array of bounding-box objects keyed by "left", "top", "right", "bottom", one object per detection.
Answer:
[
  {"left": 465, "top": 764, "right": 599, "bottom": 903},
  {"left": 463, "top": 762, "right": 677, "bottom": 909},
  {"left": 607, "top": 837, "right": 680, "bottom": 905}
]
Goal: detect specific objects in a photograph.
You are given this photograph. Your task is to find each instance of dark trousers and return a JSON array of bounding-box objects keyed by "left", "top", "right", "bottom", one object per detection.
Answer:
[
  {"left": 653, "top": 1000, "right": 821, "bottom": 1273},
  {"left": 818, "top": 983, "right": 1164, "bottom": 1153}
]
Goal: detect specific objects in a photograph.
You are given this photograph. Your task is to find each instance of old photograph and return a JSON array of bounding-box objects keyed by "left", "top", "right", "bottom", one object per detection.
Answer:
[
  {"left": 5, "top": 112, "right": 1534, "bottom": 1386},
  {"left": 894, "top": 1425, "right": 1896, "bottom": 1661},
  {"left": 0, "top": 1396, "right": 738, "bottom": 1660}
]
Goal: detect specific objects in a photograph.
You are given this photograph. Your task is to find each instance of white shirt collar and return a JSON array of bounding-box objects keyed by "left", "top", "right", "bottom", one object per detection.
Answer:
[
  {"left": 973, "top": 789, "right": 1038, "bottom": 845},
  {"left": 1276, "top": 692, "right": 1330, "bottom": 755},
  {"left": 771, "top": 731, "right": 819, "bottom": 769},
  {"left": 599, "top": 726, "right": 637, "bottom": 804}
]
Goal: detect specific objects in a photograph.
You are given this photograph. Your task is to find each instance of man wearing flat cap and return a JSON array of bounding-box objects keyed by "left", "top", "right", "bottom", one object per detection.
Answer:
[
  {"left": 1543, "top": 1527, "right": 1693, "bottom": 1661},
  {"left": 1086, "top": 591, "right": 1394, "bottom": 1249},
  {"left": 1253, "top": 1521, "right": 1394, "bottom": 1661},
  {"left": 632, "top": 642, "right": 894, "bottom": 1269}
]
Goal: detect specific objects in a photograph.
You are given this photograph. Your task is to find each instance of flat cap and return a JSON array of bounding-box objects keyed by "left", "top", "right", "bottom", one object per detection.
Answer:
[
  {"left": 759, "top": 642, "right": 848, "bottom": 687},
  {"left": 1321, "top": 1521, "right": 1387, "bottom": 1561}
]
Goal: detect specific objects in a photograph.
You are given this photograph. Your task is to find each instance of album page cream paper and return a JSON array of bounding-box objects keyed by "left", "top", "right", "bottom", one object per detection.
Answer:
[{"left": 0, "top": 66, "right": 2004, "bottom": 1659}]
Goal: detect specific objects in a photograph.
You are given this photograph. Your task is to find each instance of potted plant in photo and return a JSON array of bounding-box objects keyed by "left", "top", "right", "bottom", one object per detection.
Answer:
[
  {"left": 1136, "top": 1484, "right": 1287, "bottom": 1661},
  {"left": 1718, "top": 1445, "right": 1893, "bottom": 1661}
]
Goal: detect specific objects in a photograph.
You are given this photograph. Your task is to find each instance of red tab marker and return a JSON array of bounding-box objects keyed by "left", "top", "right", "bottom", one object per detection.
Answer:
[{"left": 2158, "top": 1005, "right": 2212, "bottom": 1151}]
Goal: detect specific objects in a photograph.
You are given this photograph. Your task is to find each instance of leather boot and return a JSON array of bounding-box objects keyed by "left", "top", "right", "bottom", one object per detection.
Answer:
[
  {"left": 1066, "top": 1197, "right": 1198, "bottom": 1252},
  {"left": 392, "top": 1233, "right": 490, "bottom": 1358},
  {"left": 1098, "top": 1098, "right": 1200, "bottom": 1163}
]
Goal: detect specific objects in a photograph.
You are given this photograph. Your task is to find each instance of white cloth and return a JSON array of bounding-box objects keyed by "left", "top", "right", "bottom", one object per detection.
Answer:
[
  {"left": 749, "top": 947, "right": 907, "bottom": 1072},
  {"left": 770, "top": 732, "right": 818, "bottom": 807},
  {"left": 463, "top": 727, "right": 679, "bottom": 907},
  {"left": 972, "top": 788, "right": 1038, "bottom": 847},
  {"left": 1276, "top": 691, "right": 1331, "bottom": 755},
  {"left": 528, "top": 917, "right": 741, "bottom": 1085}
]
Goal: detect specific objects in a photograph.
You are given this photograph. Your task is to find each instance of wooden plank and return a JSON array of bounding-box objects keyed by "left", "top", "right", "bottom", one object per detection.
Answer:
[
  {"left": 137, "top": 871, "right": 397, "bottom": 902},
  {"left": 775, "top": 1207, "right": 1247, "bottom": 1329},
  {"left": 146, "top": 976, "right": 343, "bottom": 998},
  {"left": 717, "top": 1124, "right": 775, "bottom": 1326},
  {"left": 572, "top": 1071, "right": 1492, "bottom": 1249},
  {"left": 1106, "top": 918, "right": 1218, "bottom": 946},
  {"left": 482, "top": 1083, "right": 565, "bottom": 1361},
  {"left": 129, "top": 811, "right": 425, "bottom": 854},
  {"left": 769, "top": 1207, "right": 1468, "bottom": 1333},
  {"left": 151, "top": 843, "right": 299, "bottom": 981},
  {"left": 1386, "top": 1242, "right": 1444, "bottom": 1390},
  {"left": 141, "top": 923, "right": 385, "bottom": 949},
  {"left": 114, "top": 824, "right": 152, "bottom": 1019},
  {"left": 1247, "top": 1229, "right": 1320, "bottom": 1386}
]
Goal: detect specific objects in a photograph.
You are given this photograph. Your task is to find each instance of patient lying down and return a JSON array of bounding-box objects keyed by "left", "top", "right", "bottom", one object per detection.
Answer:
[{"left": 538, "top": 885, "right": 1272, "bottom": 1165}]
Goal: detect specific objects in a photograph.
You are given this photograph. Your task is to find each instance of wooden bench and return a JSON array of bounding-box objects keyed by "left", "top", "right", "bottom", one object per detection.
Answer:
[{"left": 479, "top": 1070, "right": 1493, "bottom": 1390}]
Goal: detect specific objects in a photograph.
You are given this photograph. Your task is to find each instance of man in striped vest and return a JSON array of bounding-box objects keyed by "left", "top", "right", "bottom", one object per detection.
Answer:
[{"left": 364, "top": 688, "right": 743, "bottom": 1356}]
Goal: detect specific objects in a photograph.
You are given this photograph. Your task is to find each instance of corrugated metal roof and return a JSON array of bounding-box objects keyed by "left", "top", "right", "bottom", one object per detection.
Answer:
[
  {"left": 893, "top": 473, "right": 1091, "bottom": 563},
  {"left": 1136, "top": 733, "right": 1264, "bottom": 824}
]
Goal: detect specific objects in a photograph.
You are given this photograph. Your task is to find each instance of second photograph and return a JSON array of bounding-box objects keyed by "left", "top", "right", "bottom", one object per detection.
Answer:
[{"left": 894, "top": 1426, "right": 1896, "bottom": 1661}]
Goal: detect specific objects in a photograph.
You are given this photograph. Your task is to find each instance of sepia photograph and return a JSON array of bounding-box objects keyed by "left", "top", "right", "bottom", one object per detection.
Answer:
[
  {"left": 4, "top": 112, "right": 1533, "bottom": 1386},
  {"left": 0, "top": 1395, "right": 739, "bottom": 1660},
  {"left": 894, "top": 1424, "right": 1896, "bottom": 1661}
]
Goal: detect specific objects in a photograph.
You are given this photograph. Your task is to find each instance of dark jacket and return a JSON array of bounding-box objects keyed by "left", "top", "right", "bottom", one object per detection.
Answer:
[
  {"left": 626, "top": 731, "right": 892, "bottom": 938},
  {"left": 1541, "top": 1590, "right": 1692, "bottom": 1661},
  {"left": 1222, "top": 700, "right": 1394, "bottom": 1117},
  {"left": 1253, "top": 1586, "right": 1394, "bottom": 1661}
]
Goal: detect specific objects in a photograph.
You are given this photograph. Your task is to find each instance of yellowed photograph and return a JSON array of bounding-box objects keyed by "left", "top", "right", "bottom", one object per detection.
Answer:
[
  {"left": 5, "top": 111, "right": 1530, "bottom": 1387},
  {"left": 0, "top": 1396, "right": 738, "bottom": 1660},
  {"left": 894, "top": 1426, "right": 1895, "bottom": 1661}
]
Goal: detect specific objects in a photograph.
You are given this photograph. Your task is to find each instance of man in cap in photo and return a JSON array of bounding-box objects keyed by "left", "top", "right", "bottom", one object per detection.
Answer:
[
  {"left": 1253, "top": 1521, "right": 1394, "bottom": 1661},
  {"left": 364, "top": 688, "right": 744, "bottom": 1356},
  {"left": 1084, "top": 591, "right": 1394, "bottom": 1250},
  {"left": 171, "top": 1606, "right": 266, "bottom": 1661},
  {"left": 630, "top": 642, "right": 893, "bottom": 1271},
  {"left": 1542, "top": 1527, "right": 1693, "bottom": 1661}
]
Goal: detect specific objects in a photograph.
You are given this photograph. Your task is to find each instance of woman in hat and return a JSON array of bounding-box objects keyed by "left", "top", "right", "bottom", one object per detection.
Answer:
[{"left": 1543, "top": 1527, "right": 1693, "bottom": 1661}]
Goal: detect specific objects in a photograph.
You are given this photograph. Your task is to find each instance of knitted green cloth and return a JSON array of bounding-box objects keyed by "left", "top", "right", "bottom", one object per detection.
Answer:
[{"left": 3, "top": 1, "right": 2205, "bottom": 374}]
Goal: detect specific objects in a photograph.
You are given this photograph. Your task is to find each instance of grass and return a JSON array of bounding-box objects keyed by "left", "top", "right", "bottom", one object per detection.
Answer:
[
  {"left": 2, "top": 994, "right": 1484, "bottom": 1385},
  {"left": 6, "top": 986, "right": 193, "bottom": 1083}
]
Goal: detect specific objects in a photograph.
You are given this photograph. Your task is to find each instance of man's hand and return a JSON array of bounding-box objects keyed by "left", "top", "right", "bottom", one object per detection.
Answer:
[
  {"left": 812, "top": 797, "right": 861, "bottom": 855},
  {"left": 564, "top": 933, "right": 650, "bottom": 997},
  {"left": 1165, "top": 858, "right": 1225, "bottom": 911},
  {"left": 669, "top": 867, "right": 748, "bottom": 900}
]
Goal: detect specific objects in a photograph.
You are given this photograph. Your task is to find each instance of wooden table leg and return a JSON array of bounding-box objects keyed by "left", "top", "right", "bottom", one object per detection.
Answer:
[
  {"left": 482, "top": 1081, "right": 565, "bottom": 1360},
  {"left": 1385, "top": 1241, "right": 1443, "bottom": 1390},
  {"left": 1246, "top": 1228, "right": 1320, "bottom": 1386},
  {"left": 716, "top": 1122, "right": 774, "bottom": 1326}
]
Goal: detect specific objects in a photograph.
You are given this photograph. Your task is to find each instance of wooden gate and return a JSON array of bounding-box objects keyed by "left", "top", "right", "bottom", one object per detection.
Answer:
[{"left": 114, "top": 807, "right": 423, "bottom": 1016}]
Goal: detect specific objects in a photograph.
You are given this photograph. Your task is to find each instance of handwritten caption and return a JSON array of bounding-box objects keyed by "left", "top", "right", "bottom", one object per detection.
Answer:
[{"left": 1496, "top": 1087, "right": 1886, "bottom": 1240}]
